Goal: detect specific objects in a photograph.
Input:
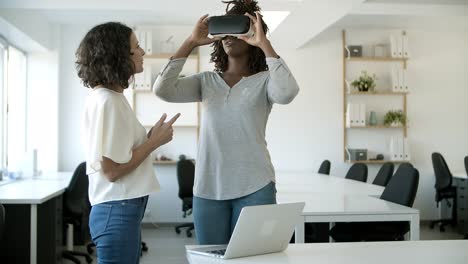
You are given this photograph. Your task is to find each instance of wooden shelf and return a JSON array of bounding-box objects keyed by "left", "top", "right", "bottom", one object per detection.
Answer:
[
  {"left": 144, "top": 54, "right": 198, "bottom": 59},
  {"left": 346, "top": 57, "right": 408, "bottom": 62},
  {"left": 153, "top": 160, "right": 177, "bottom": 165},
  {"left": 143, "top": 125, "right": 198, "bottom": 129},
  {"left": 342, "top": 30, "right": 410, "bottom": 162},
  {"left": 347, "top": 160, "right": 410, "bottom": 164},
  {"left": 348, "top": 125, "right": 407, "bottom": 129},
  {"left": 348, "top": 91, "right": 408, "bottom": 96},
  {"left": 134, "top": 89, "right": 152, "bottom": 93}
]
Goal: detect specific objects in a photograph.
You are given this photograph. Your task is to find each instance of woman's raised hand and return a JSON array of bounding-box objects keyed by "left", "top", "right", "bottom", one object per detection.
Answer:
[{"left": 188, "top": 14, "right": 219, "bottom": 47}]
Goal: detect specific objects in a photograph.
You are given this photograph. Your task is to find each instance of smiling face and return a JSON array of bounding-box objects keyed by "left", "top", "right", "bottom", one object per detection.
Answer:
[
  {"left": 222, "top": 36, "right": 250, "bottom": 57},
  {"left": 130, "top": 32, "right": 145, "bottom": 73}
]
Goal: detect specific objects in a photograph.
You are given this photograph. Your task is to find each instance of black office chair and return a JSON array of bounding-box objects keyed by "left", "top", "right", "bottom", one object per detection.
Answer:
[
  {"left": 330, "top": 166, "right": 420, "bottom": 242},
  {"left": 430, "top": 152, "right": 457, "bottom": 232},
  {"left": 0, "top": 203, "right": 4, "bottom": 241},
  {"left": 394, "top": 162, "right": 413, "bottom": 176},
  {"left": 372, "top": 162, "right": 394, "bottom": 187},
  {"left": 465, "top": 156, "right": 468, "bottom": 176},
  {"left": 318, "top": 160, "right": 331, "bottom": 175},
  {"left": 175, "top": 156, "right": 195, "bottom": 237},
  {"left": 345, "top": 163, "right": 368, "bottom": 182},
  {"left": 62, "top": 162, "right": 93, "bottom": 264}
]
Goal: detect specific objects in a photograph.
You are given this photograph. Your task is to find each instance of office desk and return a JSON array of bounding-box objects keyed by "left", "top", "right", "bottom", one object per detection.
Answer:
[
  {"left": 186, "top": 240, "right": 468, "bottom": 264},
  {"left": 453, "top": 171, "right": 468, "bottom": 236},
  {"left": 0, "top": 172, "right": 72, "bottom": 264},
  {"left": 275, "top": 172, "right": 384, "bottom": 195},
  {"left": 278, "top": 193, "right": 419, "bottom": 243},
  {"left": 274, "top": 172, "right": 418, "bottom": 243}
]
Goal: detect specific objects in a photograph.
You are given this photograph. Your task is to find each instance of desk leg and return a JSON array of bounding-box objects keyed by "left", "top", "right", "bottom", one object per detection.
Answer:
[
  {"left": 409, "top": 214, "right": 420, "bottom": 241},
  {"left": 30, "top": 204, "right": 37, "bottom": 264},
  {"left": 294, "top": 217, "right": 305, "bottom": 244}
]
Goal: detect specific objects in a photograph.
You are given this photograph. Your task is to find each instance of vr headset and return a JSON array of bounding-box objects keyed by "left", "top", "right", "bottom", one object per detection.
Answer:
[{"left": 208, "top": 15, "right": 254, "bottom": 38}]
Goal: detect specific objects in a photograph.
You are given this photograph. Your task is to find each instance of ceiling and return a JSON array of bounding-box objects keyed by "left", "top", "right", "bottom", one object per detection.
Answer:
[
  {"left": 0, "top": 0, "right": 466, "bottom": 50},
  {"left": 0, "top": 0, "right": 302, "bottom": 25}
]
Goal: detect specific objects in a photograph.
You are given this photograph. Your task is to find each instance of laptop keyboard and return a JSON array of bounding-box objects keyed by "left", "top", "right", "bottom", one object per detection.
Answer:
[{"left": 207, "top": 249, "right": 226, "bottom": 256}]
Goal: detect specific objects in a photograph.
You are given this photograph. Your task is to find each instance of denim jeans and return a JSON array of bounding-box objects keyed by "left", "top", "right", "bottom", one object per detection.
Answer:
[
  {"left": 89, "top": 196, "right": 148, "bottom": 264},
  {"left": 193, "top": 181, "right": 277, "bottom": 245}
]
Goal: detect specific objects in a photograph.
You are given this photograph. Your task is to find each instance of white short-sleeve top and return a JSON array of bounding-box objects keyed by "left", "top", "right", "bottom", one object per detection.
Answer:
[{"left": 82, "top": 88, "right": 160, "bottom": 206}]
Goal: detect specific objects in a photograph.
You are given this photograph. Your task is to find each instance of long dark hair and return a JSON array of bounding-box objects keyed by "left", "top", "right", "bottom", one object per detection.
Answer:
[
  {"left": 210, "top": 0, "right": 269, "bottom": 74},
  {"left": 75, "top": 22, "right": 134, "bottom": 89}
]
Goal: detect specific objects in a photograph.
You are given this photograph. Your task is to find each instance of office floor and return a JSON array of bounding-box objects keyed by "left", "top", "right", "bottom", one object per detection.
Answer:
[{"left": 65, "top": 222, "right": 464, "bottom": 264}]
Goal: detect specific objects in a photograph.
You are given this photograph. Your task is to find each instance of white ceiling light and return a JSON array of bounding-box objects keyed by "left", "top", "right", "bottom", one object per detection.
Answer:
[{"left": 262, "top": 11, "right": 290, "bottom": 34}]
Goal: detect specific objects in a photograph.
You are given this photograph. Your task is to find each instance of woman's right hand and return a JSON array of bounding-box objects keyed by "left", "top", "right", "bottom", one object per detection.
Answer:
[
  {"left": 148, "top": 113, "right": 181, "bottom": 148},
  {"left": 188, "top": 14, "right": 218, "bottom": 47}
]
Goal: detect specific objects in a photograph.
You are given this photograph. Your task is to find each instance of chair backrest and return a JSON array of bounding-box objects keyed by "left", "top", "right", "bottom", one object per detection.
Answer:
[
  {"left": 380, "top": 166, "right": 419, "bottom": 207},
  {"left": 372, "top": 162, "right": 394, "bottom": 187},
  {"left": 345, "top": 163, "right": 368, "bottom": 182},
  {"left": 0, "top": 203, "right": 4, "bottom": 240},
  {"left": 465, "top": 156, "right": 468, "bottom": 176},
  {"left": 394, "top": 162, "right": 412, "bottom": 174},
  {"left": 431, "top": 152, "right": 452, "bottom": 190},
  {"left": 177, "top": 158, "right": 195, "bottom": 200},
  {"left": 64, "top": 162, "right": 90, "bottom": 217},
  {"left": 318, "top": 160, "right": 331, "bottom": 175}
]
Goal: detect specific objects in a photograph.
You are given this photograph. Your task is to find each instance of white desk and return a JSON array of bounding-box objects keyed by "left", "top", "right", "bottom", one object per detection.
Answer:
[
  {"left": 275, "top": 172, "right": 418, "bottom": 243},
  {"left": 453, "top": 171, "right": 467, "bottom": 179},
  {"left": 278, "top": 193, "right": 419, "bottom": 243},
  {"left": 0, "top": 172, "right": 73, "bottom": 264},
  {"left": 276, "top": 172, "right": 384, "bottom": 195},
  {"left": 186, "top": 240, "right": 468, "bottom": 264}
]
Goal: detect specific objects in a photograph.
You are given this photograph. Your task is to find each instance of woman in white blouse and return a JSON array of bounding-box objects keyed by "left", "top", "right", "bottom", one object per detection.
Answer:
[
  {"left": 78, "top": 22, "right": 180, "bottom": 263},
  {"left": 154, "top": 0, "right": 299, "bottom": 245}
]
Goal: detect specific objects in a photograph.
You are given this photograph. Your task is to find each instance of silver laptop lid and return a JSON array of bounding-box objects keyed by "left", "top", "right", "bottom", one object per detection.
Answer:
[{"left": 223, "top": 202, "right": 305, "bottom": 259}]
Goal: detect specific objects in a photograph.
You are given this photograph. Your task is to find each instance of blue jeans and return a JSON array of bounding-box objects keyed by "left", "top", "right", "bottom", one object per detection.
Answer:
[
  {"left": 193, "top": 182, "right": 277, "bottom": 245},
  {"left": 89, "top": 196, "right": 148, "bottom": 264}
]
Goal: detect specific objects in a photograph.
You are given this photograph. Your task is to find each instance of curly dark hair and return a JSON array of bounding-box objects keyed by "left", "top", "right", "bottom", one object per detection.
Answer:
[
  {"left": 210, "top": 0, "right": 269, "bottom": 73},
  {"left": 75, "top": 22, "right": 135, "bottom": 89}
]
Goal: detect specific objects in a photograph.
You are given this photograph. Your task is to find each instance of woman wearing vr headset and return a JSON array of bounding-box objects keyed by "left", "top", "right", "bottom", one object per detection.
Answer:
[{"left": 154, "top": 0, "right": 299, "bottom": 245}]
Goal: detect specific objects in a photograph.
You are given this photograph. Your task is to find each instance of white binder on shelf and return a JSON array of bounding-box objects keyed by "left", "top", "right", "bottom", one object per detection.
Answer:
[
  {"left": 346, "top": 103, "right": 351, "bottom": 128},
  {"left": 350, "top": 104, "right": 356, "bottom": 127},
  {"left": 145, "top": 31, "right": 152, "bottom": 54},
  {"left": 389, "top": 136, "right": 397, "bottom": 161},
  {"left": 397, "top": 33, "right": 403, "bottom": 58},
  {"left": 390, "top": 35, "right": 398, "bottom": 58},
  {"left": 398, "top": 68, "right": 404, "bottom": 92},
  {"left": 402, "top": 33, "right": 410, "bottom": 58},
  {"left": 359, "top": 103, "right": 366, "bottom": 127},
  {"left": 403, "top": 137, "right": 411, "bottom": 161},
  {"left": 398, "top": 136, "right": 405, "bottom": 160},
  {"left": 402, "top": 69, "right": 409, "bottom": 93},
  {"left": 391, "top": 66, "right": 399, "bottom": 92},
  {"left": 140, "top": 31, "right": 146, "bottom": 52},
  {"left": 144, "top": 64, "right": 152, "bottom": 90}
]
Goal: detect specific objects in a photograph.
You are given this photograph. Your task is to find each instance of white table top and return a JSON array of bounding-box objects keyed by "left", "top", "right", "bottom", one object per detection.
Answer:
[
  {"left": 275, "top": 172, "right": 384, "bottom": 196},
  {"left": 0, "top": 172, "right": 73, "bottom": 204},
  {"left": 277, "top": 192, "right": 418, "bottom": 216},
  {"left": 453, "top": 171, "right": 467, "bottom": 179},
  {"left": 186, "top": 240, "right": 468, "bottom": 264}
]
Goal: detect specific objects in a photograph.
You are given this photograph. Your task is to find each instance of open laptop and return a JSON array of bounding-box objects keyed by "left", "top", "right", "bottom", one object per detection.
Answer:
[{"left": 187, "top": 202, "right": 305, "bottom": 259}]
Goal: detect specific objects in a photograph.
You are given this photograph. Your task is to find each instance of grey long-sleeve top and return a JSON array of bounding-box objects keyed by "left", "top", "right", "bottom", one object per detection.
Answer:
[{"left": 153, "top": 57, "right": 299, "bottom": 200}]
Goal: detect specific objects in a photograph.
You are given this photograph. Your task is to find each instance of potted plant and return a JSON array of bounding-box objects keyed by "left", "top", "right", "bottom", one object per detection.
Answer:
[
  {"left": 351, "top": 71, "right": 377, "bottom": 92},
  {"left": 384, "top": 110, "right": 407, "bottom": 127}
]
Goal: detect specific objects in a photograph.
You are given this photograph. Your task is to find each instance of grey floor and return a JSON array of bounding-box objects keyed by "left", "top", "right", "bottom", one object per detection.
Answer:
[{"left": 65, "top": 222, "right": 465, "bottom": 264}]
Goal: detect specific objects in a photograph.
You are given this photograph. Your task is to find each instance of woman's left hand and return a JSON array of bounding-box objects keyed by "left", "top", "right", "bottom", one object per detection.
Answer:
[{"left": 238, "top": 12, "right": 269, "bottom": 49}]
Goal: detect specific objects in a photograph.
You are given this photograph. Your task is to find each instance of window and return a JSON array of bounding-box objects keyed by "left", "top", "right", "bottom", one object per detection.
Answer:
[{"left": 0, "top": 36, "right": 27, "bottom": 172}]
